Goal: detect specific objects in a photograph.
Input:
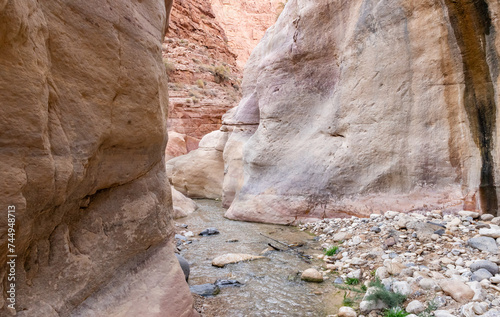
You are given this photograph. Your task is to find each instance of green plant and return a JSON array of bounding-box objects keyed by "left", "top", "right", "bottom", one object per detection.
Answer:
[
  {"left": 384, "top": 307, "right": 409, "bottom": 317},
  {"left": 342, "top": 292, "right": 354, "bottom": 307},
  {"left": 365, "top": 287, "right": 406, "bottom": 309},
  {"left": 417, "top": 299, "right": 438, "bottom": 317},
  {"left": 346, "top": 277, "right": 360, "bottom": 285},
  {"left": 361, "top": 284, "right": 367, "bottom": 292},
  {"left": 324, "top": 245, "right": 339, "bottom": 256},
  {"left": 334, "top": 284, "right": 366, "bottom": 294},
  {"left": 368, "top": 278, "right": 384, "bottom": 288}
]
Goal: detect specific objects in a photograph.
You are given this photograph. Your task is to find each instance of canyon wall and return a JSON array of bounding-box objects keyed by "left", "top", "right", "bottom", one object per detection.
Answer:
[
  {"left": 222, "top": 0, "right": 500, "bottom": 224},
  {"left": 164, "top": 0, "right": 241, "bottom": 155},
  {"left": 164, "top": 0, "right": 281, "bottom": 158},
  {"left": 0, "top": 1, "right": 196, "bottom": 316},
  {"left": 210, "top": 0, "right": 284, "bottom": 69}
]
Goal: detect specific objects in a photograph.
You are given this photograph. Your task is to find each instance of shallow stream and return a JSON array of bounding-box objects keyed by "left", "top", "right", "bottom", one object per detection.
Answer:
[{"left": 177, "top": 200, "right": 343, "bottom": 317}]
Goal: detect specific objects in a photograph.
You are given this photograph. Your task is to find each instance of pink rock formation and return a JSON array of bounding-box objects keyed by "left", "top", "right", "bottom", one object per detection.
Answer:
[
  {"left": 221, "top": 0, "right": 500, "bottom": 224},
  {"left": 210, "top": 0, "right": 283, "bottom": 68},
  {"left": 0, "top": 1, "right": 197, "bottom": 315}
]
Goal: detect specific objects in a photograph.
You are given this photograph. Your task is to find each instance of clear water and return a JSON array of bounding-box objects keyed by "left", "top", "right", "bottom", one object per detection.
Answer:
[{"left": 177, "top": 200, "right": 342, "bottom": 317}]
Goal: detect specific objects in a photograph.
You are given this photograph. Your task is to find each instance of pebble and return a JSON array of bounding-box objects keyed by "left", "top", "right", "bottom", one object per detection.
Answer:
[
  {"left": 190, "top": 283, "right": 220, "bottom": 296},
  {"left": 334, "top": 277, "right": 344, "bottom": 284},
  {"left": 338, "top": 306, "right": 357, "bottom": 317},
  {"left": 491, "top": 216, "right": 500, "bottom": 225},
  {"left": 199, "top": 227, "right": 219, "bottom": 236},
  {"left": 469, "top": 260, "right": 499, "bottom": 275},
  {"left": 458, "top": 211, "right": 480, "bottom": 218},
  {"left": 467, "top": 236, "right": 498, "bottom": 254},
  {"left": 491, "top": 274, "right": 500, "bottom": 284},
  {"left": 405, "top": 300, "right": 425, "bottom": 314},
  {"left": 434, "top": 310, "right": 456, "bottom": 317},
  {"left": 479, "top": 227, "right": 500, "bottom": 238},
  {"left": 419, "top": 278, "right": 440, "bottom": 291},
  {"left": 470, "top": 268, "right": 493, "bottom": 282},
  {"left": 370, "top": 226, "right": 381, "bottom": 233},
  {"left": 301, "top": 268, "right": 323, "bottom": 283},
  {"left": 392, "top": 281, "right": 411, "bottom": 295},
  {"left": 439, "top": 279, "right": 474, "bottom": 302},
  {"left": 481, "top": 214, "right": 494, "bottom": 221}
]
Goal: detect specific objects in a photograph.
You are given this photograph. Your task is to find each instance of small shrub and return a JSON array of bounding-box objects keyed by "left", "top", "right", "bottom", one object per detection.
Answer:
[
  {"left": 361, "top": 284, "right": 367, "bottom": 292},
  {"left": 384, "top": 307, "right": 409, "bottom": 317},
  {"left": 368, "top": 277, "right": 384, "bottom": 288},
  {"left": 365, "top": 287, "right": 406, "bottom": 309},
  {"left": 213, "top": 65, "right": 230, "bottom": 83},
  {"left": 163, "top": 58, "right": 175, "bottom": 74},
  {"left": 417, "top": 299, "right": 438, "bottom": 317},
  {"left": 324, "top": 245, "right": 339, "bottom": 256},
  {"left": 345, "top": 278, "right": 360, "bottom": 285},
  {"left": 342, "top": 292, "right": 354, "bottom": 307},
  {"left": 196, "top": 79, "right": 205, "bottom": 89}
]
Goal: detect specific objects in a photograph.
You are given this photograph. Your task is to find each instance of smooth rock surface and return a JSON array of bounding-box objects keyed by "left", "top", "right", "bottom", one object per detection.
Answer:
[
  {"left": 167, "top": 130, "right": 227, "bottom": 199},
  {"left": 0, "top": 1, "right": 196, "bottom": 316},
  {"left": 212, "top": 253, "right": 266, "bottom": 267},
  {"left": 221, "top": 0, "right": 500, "bottom": 224},
  {"left": 172, "top": 186, "right": 199, "bottom": 218},
  {"left": 471, "top": 268, "right": 493, "bottom": 282},
  {"left": 439, "top": 280, "right": 475, "bottom": 303},
  {"left": 338, "top": 306, "right": 357, "bottom": 317},
  {"left": 467, "top": 237, "right": 499, "bottom": 254},
  {"left": 301, "top": 268, "right": 324, "bottom": 283},
  {"left": 406, "top": 300, "right": 426, "bottom": 314},
  {"left": 470, "top": 260, "right": 499, "bottom": 275}
]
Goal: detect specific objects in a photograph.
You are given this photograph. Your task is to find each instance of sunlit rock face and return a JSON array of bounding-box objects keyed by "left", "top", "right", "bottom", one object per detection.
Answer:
[
  {"left": 0, "top": 1, "right": 197, "bottom": 316},
  {"left": 223, "top": 0, "right": 500, "bottom": 224}
]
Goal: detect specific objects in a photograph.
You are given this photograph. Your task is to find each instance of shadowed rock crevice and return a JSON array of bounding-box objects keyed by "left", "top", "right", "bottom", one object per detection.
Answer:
[{"left": 444, "top": 0, "right": 499, "bottom": 215}]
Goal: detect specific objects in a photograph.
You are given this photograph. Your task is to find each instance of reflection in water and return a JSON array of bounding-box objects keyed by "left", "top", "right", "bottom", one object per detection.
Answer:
[{"left": 178, "top": 200, "right": 342, "bottom": 317}]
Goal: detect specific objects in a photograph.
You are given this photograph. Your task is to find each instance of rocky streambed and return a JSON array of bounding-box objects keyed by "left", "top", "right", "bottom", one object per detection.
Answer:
[
  {"left": 176, "top": 201, "right": 500, "bottom": 316},
  {"left": 300, "top": 210, "right": 500, "bottom": 317},
  {"left": 174, "top": 200, "right": 344, "bottom": 316}
]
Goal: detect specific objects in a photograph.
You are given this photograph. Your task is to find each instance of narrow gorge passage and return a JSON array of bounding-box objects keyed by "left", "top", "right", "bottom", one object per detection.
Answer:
[{"left": 444, "top": 0, "right": 499, "bottom": 215}]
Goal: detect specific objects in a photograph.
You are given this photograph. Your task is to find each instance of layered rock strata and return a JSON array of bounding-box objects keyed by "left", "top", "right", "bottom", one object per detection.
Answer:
[
  {"left": 0, "top": 1, "right": 196, "bottom": 316},
  {"left": 221, "top": 0, "right": 500, "bottom": 223},
  {"left": 164, "top": 0, "right": 241, "bottom": 144}
]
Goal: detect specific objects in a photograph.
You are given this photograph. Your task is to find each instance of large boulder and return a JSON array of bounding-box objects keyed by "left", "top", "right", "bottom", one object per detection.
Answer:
[
  {"left": 222, "top": 0, "right": 500, "bottom": 224},
  {"left": 167, "top": 130, "right": 227, "bottom": 199},
  {"left": 172, "top": 186, "right": 199, "bottom": 219},
  {"left": 0, "top": 1, "right": 196, "bottom": 316}
]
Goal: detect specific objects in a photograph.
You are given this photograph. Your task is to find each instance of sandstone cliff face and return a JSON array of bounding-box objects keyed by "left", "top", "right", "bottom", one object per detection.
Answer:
[
  {"left": 222, "top": 0, "right": 500, "bottom": 224},
  {"left": 0, "top": 1, "right": 196, "bottom": 316},
  {"left": 164, "top": 0, "right": 241, "bottom": 149},
  {"left": 210, "top": 0, "right": 283, "bottom": 69},
  {"left": 164, "top": 0, "right": 281, "bottom": 158}
]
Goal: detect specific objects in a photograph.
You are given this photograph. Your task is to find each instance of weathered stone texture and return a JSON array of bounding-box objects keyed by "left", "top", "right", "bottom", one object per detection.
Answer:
[
  {"left": 0, "top": 1, "right": 196, "bottom": 316},
  {"left": 222, "top": 0, "right": 500, "bottom": 223}
]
